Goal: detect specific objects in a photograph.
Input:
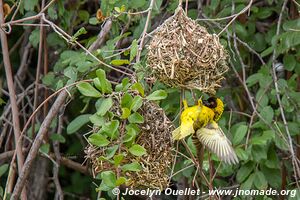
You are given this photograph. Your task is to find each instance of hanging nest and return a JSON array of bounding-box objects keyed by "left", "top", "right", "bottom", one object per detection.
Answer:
[
  {"left": 85, "top": 92, "right": 174, "bottom": 190},
  {"left": 147, "top": 7, "right": 228, "bottom": 94}
]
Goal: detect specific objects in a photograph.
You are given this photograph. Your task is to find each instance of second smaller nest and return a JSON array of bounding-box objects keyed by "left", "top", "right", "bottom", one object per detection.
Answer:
[
  {"left": 147, "top": 7, "right": 228, "bottom": 94},
  {"left": 85, "top": 92, "right": 174, "bottom": 190}
]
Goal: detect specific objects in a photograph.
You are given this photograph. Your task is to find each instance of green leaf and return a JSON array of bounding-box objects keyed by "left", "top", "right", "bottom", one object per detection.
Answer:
[
  {"left": 250, "top": 130, "right": 274, "bottom": 145},
  {"left": 146, "top": 90, "right": 167, "bottom": 100},
  {"left": 42, "top": 72, "right": 55, "bottom": 86},
  {"left": 240, "top": 173, "right": 255, "bottom": 190},
  {"left": 73, "top": 27, "right": 87, "bottom": 39},
  {"left": 260, "top": 106, "right": 274, "bottom": 124},
  {"left": 56, "top": 80, "right": 64, "bottom": 90},
  {"left": 39, "top": 143, "right": 50, "bottom": 154},
  {"left": 47, "top": 32, "right": 65, "bottom": 47},
  {"left": 121, "top": 162, "right": 142, "bottom": 172},
  {"left": 128, "top": 112, "right": 144, "bottom": 124},
  {"left": 233, "top": 125, "right": 248, "bottom": 145},
  {"left": 256, "top": 8, "right": 272, "bottom": 19},
  {"left": 283, "top": 54, "right": 296, "bottom": 71},
  {"left": 121, "top": 93, "right": 133, "bottom": 108},
  {"left": 102, "top": 120, "right": 120, "bottom": 139},
  {"left": 106, "top": 145, "right": 119, "bottom": 159},
  {"left": 88, "top": 133, "right": 110, "bottom": 147},
  {"left": 64, "top": 67, "right": 77, "bottom": 83},
  {"left": 47, "top": 5, "right": 57, "bottom": 20},
  {"left": 76, "top": 61, "right": 93, "bottom": 73},
  {"left": 0, "top": 98, "right": 5, "bottom": 106},
  {"left": 235, "top": 22, "right": 248, "bottom": 39},
  {"left": 123, "top": 127, "right": 137, "bottom": 143},
  {"left": 110, "top": 59, "right": 130, "bottom": 66},
  {"left": 209, "top": 0, "right": 220, "bottom": 11},
  {"left": 251, "top": 145, "right": 268, "bottom": 161},
  {"left": 76, "top": 82, "right": 101, "bottom": 97},
  {"left": 130, "top": 39, "right": 138, "bottom": 61},
  {"left": 95, "top": 69, "right": 112, "bottom": 93},
  {"left": 235, "top": 147, "right": 249, "bottom": 161},
  {"left": 101, "top": 171, "right": 116, "bottom": 188},
  {"left": 89, "top": 17, "right": 100, "bottom": 25},
  {"left": 0, "top": 164, "right": 9, "bottom": 177},
  {"left": 276, "top": 32, "right": 300, "bottom": 53},
  {"left": 67, "top": 114, "right": 91, "bottom": 134},
  {"left": 129, "top": 0, "right": 146, "bottom": 9},
  {"left": 114, "top": 6, "right": 121, "bottom": 13},
  {"left": 89, "top": 114, "right": 105, "bottom": 126},
  {"left": 261, "top": 46, "right": 274, "bottom": 57},
  {"left": 97, "top": 181, "right": 111, "bottom": 191},
  {"left": 131, "top": 82, "right": 145, "bottom": 96},
  {"left": 116, "top": 78, "right": 131, "bottom": 92},
  {"left": 96, "top": 97, "right": 113, "bottom": 116},
  {"left": 261, "top": 165, "right": 281, "bottom": 188},
  {"left": 283, "top": 18, "right": 300, "bottom": 31},
  {"left": 130, "top": 96, "right": 143, "bottom": 112},
  {"left": 29, "top": 29, "right": 40, "bottom": 48},
  {"left": 121, "top": 108, "right": 131, "bottom": 119},
  {"left": 265, "top": 146, "right": 280, "bottom": 169},
  {"left": 24, "top": 0, "right": 38, "bottom": 11},
  {"left": 236, "top": 162, "right": 254, "bottom": 183},
  {"left": 50, "top": 134, "right": 66, "bottom": 143},
  {"left": 129, "top": 144, "right": 147, "bottom": 156},
  {"left": 114, "top": 154, "right": 124, "bottom": 166},
  {"left": 78, "top": 10, "right": 90, "bottom": 22},
  {"left": 246, "top": 73, "right": 262, "bottom": 87},
  {"left": 256, "top": 88, "right": 269, "bottom": 107},
  {"left": 254, "top": 171, "right": 268, "bottom": 189},
  {"left": 116, "top": 177, "right": 127, "bottom": 186}
]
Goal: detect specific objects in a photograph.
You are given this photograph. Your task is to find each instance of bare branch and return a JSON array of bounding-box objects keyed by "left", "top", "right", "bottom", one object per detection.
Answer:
[
  {"left": 11, "top": 90, "right": 69, "bottom": 199},
  {"left": 0, "top": 0, "right": 27, "bottom": 198},
  {"left": 136, "top": 0, "right": 155, "bottom": 63}
]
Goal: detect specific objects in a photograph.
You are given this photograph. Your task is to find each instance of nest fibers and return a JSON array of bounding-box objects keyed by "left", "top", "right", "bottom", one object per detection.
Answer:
[
  {"left": 85, "top": 92, "right": 174, "bottom": 190},
  {"left": 147, "top": 7, "right": 228, "bottom": 94}
]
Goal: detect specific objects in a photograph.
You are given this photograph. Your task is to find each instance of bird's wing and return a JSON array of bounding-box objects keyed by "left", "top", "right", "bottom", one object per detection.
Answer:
[
  {"left": 172, "top": 118, "right": 195, "bottom": 140},
  {"left": 172, "top": 126, "right": 181, "bottom": 140},
  {"left": 196, "top": 121, "right": 238, "bottom": 165}
]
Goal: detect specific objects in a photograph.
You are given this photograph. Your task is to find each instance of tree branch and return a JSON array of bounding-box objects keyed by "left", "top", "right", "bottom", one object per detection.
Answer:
[
  {"left": 11, "top": 90, "right": 69, "bottom": 199},
  {"left": 0, "top": 0, "right": 27, "bottom": 199}
]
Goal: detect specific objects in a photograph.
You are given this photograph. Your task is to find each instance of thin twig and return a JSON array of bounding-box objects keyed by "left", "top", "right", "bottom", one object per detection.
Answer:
[
  {"left": 136, "top": 0, "right": 155, "bottom": 63},
  {"left": 11, "top": 90, "right": 69, "bottom": 199},
  {"left": 32, "top": 0, "right": 45, "bottom": 140},
  {"left": 88, "top": 18, "right": 112, "bottom": 52},
  {"left": 39, "top": 0, "right": 56, "bottom": 14},
  {"left": 53, "top": 110, "right": 64, "bottom": 200},
  {"left": 0, "top": 1, "right": 27, "bottom": 199},
  {"left": 10, "top": 0, "right": 22, "bottom": 22},
  {"left": 271, "top": 0, "right": 300, "bottom": 187},
  {"left": 217, "top": 0, "right": 253, "bottom": 36},
  {"left": 2, "top": 13, "right": 42, "bottom": 27},
  {"left": 41, "top": 14, "right": 134, "bottom": 77}
]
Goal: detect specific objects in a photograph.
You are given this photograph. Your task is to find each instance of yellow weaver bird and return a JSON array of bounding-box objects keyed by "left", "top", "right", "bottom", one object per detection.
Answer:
[
  {"left": 173, "top": 97, "right": 238, "bottom": 165},
  {"left": 172, "top": 99, "right": 215, "bottom": 140}
]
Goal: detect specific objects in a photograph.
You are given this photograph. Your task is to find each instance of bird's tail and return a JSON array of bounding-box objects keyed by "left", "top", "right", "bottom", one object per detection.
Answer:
[{"left": 192, "top": 134, "right": 204, "bottom": 168}]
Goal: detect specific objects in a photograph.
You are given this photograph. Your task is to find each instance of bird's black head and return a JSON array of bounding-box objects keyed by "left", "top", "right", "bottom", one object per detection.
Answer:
[{"left": 203, "top": 97, "right": 218, "bottom": 109}]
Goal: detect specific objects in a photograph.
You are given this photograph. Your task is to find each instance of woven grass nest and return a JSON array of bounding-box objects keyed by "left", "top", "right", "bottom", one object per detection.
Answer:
[
  {"left": 147, "top": 7, "right": 229, "bottom": 94},
  {"left": 85, "top": 92, "right": 174, "bottom": 190}
]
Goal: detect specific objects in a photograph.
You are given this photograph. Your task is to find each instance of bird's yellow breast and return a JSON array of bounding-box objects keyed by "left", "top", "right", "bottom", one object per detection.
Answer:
[
  {"left": 180, "top": 104, "right": 215, "bottom": 130},
  {"left": 193, "top": 106, "right": 215, "bottom": 130},
  {"left": 180, "top": 105, "right": 201, "bottom": 123}
]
